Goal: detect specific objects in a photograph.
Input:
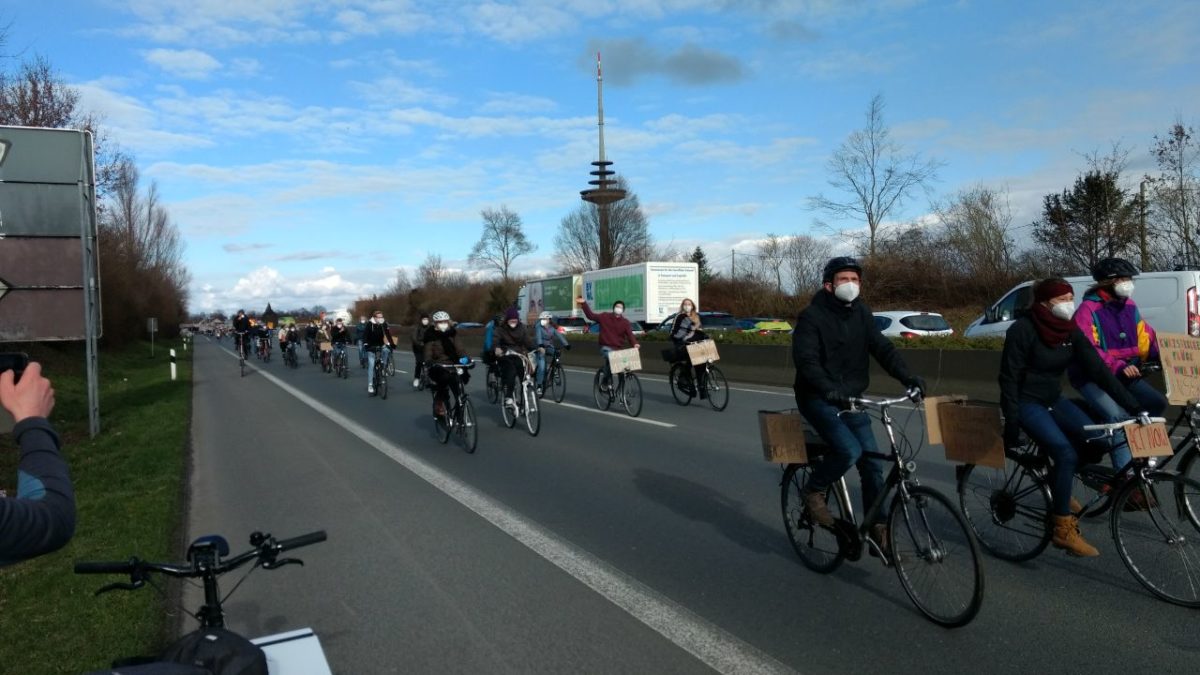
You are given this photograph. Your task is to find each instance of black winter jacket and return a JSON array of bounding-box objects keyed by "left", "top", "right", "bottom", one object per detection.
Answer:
[
  {"left": 792, "top": 291, "right": 914, "bottom": 401},
  {"left": 999, "top": 314, "right": 1144, "bottom": 440},
  {"left": 494, "top": 322, "right": 535, "bottom": 353},
  {"left": 423, "top": 327, "right": 464, "bottom": 364}
]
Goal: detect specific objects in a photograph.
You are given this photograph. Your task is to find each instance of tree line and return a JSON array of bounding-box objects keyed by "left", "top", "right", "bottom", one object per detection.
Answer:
[{"left": 1, "top": 36, "right": 190, "bottom": 345}]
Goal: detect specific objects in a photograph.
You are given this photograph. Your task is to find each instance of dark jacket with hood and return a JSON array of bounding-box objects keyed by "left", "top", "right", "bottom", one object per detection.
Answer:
[
  {"left": 792, "top": 290, "right": 914, "bottom": 401},
  {"left": 423, "top": 325, "right": 465, "bottom": 364},
  {"left": 494, "top": 321, "right": 535, "bottom": 354}
]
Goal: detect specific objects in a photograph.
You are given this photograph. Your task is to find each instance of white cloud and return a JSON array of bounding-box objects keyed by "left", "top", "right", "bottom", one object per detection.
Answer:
[
  {"left": 203, "top": 265, "right": 379, "bottom": 313},
  {"left": 144, "top": 48, "right": 223, "bottom": 79},
  {"left": 479, "top": 92, "right": 559, "bottom": 114}
]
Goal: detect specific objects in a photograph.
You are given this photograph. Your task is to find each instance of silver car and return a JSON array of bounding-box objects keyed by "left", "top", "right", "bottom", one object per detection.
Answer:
[{"left": 873, "top": 311, "right": 954, "bottom": 338}]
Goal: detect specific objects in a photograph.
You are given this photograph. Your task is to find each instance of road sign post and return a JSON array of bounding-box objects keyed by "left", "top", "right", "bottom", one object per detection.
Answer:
[{"left": 148, "top": 317, "right": 158, "bottom": 357}]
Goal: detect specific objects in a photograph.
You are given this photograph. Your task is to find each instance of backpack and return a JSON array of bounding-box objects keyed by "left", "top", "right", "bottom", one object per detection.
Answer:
[{"left": 157, "top": 627, "right": 267, "bottom": 675}]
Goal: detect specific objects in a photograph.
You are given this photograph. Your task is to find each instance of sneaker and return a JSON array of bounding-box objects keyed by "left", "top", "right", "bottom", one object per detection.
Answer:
[
  {"left": 368, "top": 385, "right": 375, "bottom": 395},
  {"left": 413, "top": 378, "right": 421, "bottom": 388},
  {"left": 536, "top": 386, "right": 543, "bottom": 397},
  {"left": 802, "top": 490, "right": 835, "bottom": 528},
  {"left": 504, "top": 397, "right": 514, "bottom": 407}
]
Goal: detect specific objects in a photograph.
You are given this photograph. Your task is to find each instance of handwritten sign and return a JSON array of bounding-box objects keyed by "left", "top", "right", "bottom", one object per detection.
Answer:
[
  {"left": 1126, "top": 422, "right": 1174, "bottom": 459},
  {"left": 758, "top": 409, "right": 809, "bottom": 463},
  {"left": 938, "top": 402, "right": 1005, "bottom": 468},
  {"left": 1158, "top": 333, "right": 1200, "bottom": 405},
  {"left": 607, "top": 347, "right": 642, "bottom": 373},
  {"left": 924, "top": 395, "right": 968, "bottom": 445},
  {"left": 686, "top": 340, "right": 719, "bottom": 365}
]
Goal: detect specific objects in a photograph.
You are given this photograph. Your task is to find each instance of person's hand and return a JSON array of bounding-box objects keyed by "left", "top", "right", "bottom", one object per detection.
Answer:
[
  {"left": 1123, "top": 364, "right": 1141, "bottom": 379},
  {"left": 634, "top": 343, "right": 641, "bottom": 350},
  {"left": 904, "top": 376, "right": 927, "bottom": 399},
  {"left": 575, "top": 296, "right": 585, "bottom": 305},
  {"left": 494, "top": 347, "right": 502, "bottom": 357},
  {"left": 0, "top": 362, "right": 55, "bottom": 423},
  {"left": 538, "top": 347, "right": 546, "bottom": 354},
  {"left": 823, "top": 389, "right": 850, "bottom": 409},
  {"left": 564, "top": 344, "right": 571, "bottom": 351},
  {"left": 1136, "top": 411, "right": 1153, "bottom": 426},
  {"left": 459, "top": 356, "right": 470, "bottom": 365}
]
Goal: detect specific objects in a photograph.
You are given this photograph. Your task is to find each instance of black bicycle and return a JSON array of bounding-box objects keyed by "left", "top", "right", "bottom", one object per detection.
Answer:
[
  {"left": 667, "top": 353, "right": 729, "bottom": 411},
  {"left": 593, "top": 352, "right": 642, "bottom": 417},
  {"left": 539, "top": 348, "right": 567, "bottom": 403},
  {"left": 780, "top": 391, "right": 985, "bottom": 627},
  {"left": 283, "top": 341, "right": 299, "bottom": 369},
  {"left": 234, "top": 332, "right": 248, "bottom": 377},
  {"left": 332, "top": 343, "right": 349, "bottom": 379},
  {"left": 76, "top": 530, "right": 329, "bottom": 673},
  {"left": 367, "top": 346, "right": 390, "bottom": 399},
  {"left": 430, "top": 361, "right": 478, "bottom": 453}
]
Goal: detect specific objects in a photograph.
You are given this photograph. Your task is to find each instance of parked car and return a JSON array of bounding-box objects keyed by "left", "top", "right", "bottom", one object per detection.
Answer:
[
  {"left": 654, "top": 311, "right": 740, "bottom": 333},
  {"left": 589, "top": 321, "right": 645, "bottom": 336},
  {"left": 455, "top": 322, "right": 483, "bottom": 330},
  {"left": 555, "top": 316, "right": 590, "bottom": 334},
  {"left": 737, "top": 317, "right": 793, "bottom": 334},
  {"left": 873, "top": 311, "right": 954, "bottom": 338}
]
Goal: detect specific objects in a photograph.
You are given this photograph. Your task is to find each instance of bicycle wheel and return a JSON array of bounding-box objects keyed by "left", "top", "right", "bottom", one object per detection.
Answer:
[
  {"left": 435, "top": 405, "right": 451, "bottom": 444},
  {"left": 621, "top": 373, "right": 643, "bottom": 417},
  {"left": 957, "top": 458, "right": 1052, "bottom": 562},
  {"left": 380, "top": 371, "right": 389, "bottom": 400},
  {"left": 459, "top": 398, "right": 478, "bottom": 454},
  {"left": 550, "top": 363, "right": 566, "bottom": 403},
  {"left": 240, "top": 358, "right": 245, "bottom": 378},
  {"left": 889, "top": 485, "right": 984, "bottom": 628},
  {"left": 486, "top": 370, "right": 500, "bottom": 405},
  {"left": 501, "top": 391, "right": 516, "bottom": 428},
  {"left": 780, "top": 463, "right": 846, "bottom": 574},
  {"left": 593, "top": 369, "right": 612, "bottom": 411},
  {"left": 669, "top": 363, "right": 693, "bottom": 406},
  {"left": 1177, "top": 445, "right": 1200, "bottom": 516},
  {"left": 524, "top": 381, "right": 541, "bottom": 437},
  {"left": 387, "top": 355, "right": 397, "bottom": 377},
  {"left": 1112, "top": 472, "right": 1200, "bottom": 608},
  {"left": 705, "top": 365, "right": 729, "bottom": 412}
]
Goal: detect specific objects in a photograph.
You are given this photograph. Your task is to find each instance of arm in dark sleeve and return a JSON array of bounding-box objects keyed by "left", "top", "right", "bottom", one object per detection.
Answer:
[
  {"left": 624, "top": 320, "right": 638, "bottom": 347},
  {"left": 792, "top": 314, "right": 838, "bottom": 395},
  {"left": 1073, "top": 330, "right": 1145, "bottom": 413},
  {"left": 0, "top": 418, "right": 76, "bottom": 566},
  {"left": 865, "top": 309, "right": 914, "bottom": 383},
  {"left": 998, "top": 323, "right": 1029, "bottom": 438}
]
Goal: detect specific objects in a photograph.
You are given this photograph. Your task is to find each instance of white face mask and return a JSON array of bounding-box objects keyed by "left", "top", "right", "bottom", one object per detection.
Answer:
[
  {"left": 682, "top": 304, "right": 694, "bottom": 313},
  {"left": 421, "top": 318, "right": 429, "bottom": 325},
  {"left": 436, "top": 322, "right": 449, "bottom": 332},
  {"left": 1113, "top": 281, "right": 1135, "bottom": 299},
  {"left": 507, "top": 321, "right": 518, "bottom": 329},
  {"left": 373, "top": 316, "right": 383, "bottom": 324},
  {"left": 1050, "top": 301, "right": 1075, "bottom": 321},
  {"left": 833, "top": 281, "right": 860, "bottom": 303},
  {"left": 540, "top": 319, "right": 549, "bottom": 326},
  {"left": 613, "top": 306, "right": 624, "bottom": 316}
]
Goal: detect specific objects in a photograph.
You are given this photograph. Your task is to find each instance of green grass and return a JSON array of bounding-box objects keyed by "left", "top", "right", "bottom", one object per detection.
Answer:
[{"left": 0, "top": 340, "right": 192, "bottom": 674}]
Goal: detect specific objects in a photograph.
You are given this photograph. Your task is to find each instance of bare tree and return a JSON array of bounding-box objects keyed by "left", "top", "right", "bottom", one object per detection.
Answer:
[
  {"left": 808, "top": 94, "right": 941, "bottom": 257},
  {"left": 417, "top": 253, "right": 449, "bottom": 289},
  {"left": 1148, "top": 121, "right": 1199, "bottom": 268},
  {"left": 753, "top": 234, "right": 788, "bottom": 292},
  {"left": 468, "top": 205, "right": 535, "bottom": 281},
  {"left": 935, "top": 185, "right": 1017, "bottom": 289},
  {"left": 387, "top": 268, "right": 413, "bottom": 295},
  {"left": 784, "top": 234, "right": 833, "bottom": 293},
  {"left": 554, "top": 176, "right": 651, "bottom": 272}
]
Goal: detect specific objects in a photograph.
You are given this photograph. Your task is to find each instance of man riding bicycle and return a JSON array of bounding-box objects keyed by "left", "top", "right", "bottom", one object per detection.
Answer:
[
  {"left": 412, "top": 313, "right": 431, "bottom": 389},
  {"left": 493, "top": 308, "right": 535, "bottom": 409},
  {"left": 329, "top": 318, "right": 350, "bottom": 371},
  {"left": 362, "top": 309, "right": 397, "bottom": 394},
  {"left": 423, "top": 311, "right": 471, "bottom": 418},
  {"left": 792, "top": 257, "right": 926, "bottom": 556},
  {"left": 577, "top": 297, "right": 640, "bottom": 391},
  {"left": 232, "top": 310, "right": 251, "bottom": 358},
  {"left": 532, "top": 311, "right": 570, "bottom": 396}
]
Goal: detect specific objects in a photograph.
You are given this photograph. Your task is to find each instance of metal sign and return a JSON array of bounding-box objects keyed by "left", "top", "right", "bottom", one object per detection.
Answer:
[{"left": 0, "top": 125, "right": 102, "bottom": 436}]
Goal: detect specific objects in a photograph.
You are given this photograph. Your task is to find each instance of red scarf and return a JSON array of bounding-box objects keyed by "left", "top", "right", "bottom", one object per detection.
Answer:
[{"left": 1031, "top": 303, "right": 1073, "bottom": 346}]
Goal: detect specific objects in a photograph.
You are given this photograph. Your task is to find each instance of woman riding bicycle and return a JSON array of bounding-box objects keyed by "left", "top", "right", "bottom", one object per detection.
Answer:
[
  {"left": 424, "top": 311, "right": 469, "bottom": 418},
  {"left": 669, "top": 298, "right": 708, "bottom": 398},
  {"left": 1070, "top": 257, "right": 1168, "bottom": 472},
  {"left": 494, "top": 308, "right": 535, "bottom": 408},
  {"left": 532, "top": 311, "right": 570, "bottom": 396},
  {"left": 999, "top": 277, "right": 1151, "bottom": 558}
]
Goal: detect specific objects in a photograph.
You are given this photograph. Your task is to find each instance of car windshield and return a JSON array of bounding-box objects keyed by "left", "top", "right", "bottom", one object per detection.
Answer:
[{"left": 900, "top": 314, "right": 951, "bottom": 331}]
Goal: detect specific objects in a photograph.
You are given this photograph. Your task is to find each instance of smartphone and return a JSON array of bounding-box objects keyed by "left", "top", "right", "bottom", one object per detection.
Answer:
[{"left": 0, "top": 352, "right": 29, "bottom": 433}]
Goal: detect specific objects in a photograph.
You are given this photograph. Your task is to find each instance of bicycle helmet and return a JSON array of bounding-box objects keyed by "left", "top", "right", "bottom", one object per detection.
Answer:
[
  {"left": 539, "top": 311, "right": 552, "bottom": 320},
  {"left": 1091, "top": 257, "right": 1140, "bottom": 281},
  {"left": 432, "top": 310, "right": 451, "bottom": 322},
  {"left": 822, "top": 256, "right": 863, "bottom": 283}
]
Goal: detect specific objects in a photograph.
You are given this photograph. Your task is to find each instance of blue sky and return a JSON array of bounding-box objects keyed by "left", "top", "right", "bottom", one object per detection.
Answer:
[{"left": 6, "top": 1, "right": 1199, "bottom": 314}]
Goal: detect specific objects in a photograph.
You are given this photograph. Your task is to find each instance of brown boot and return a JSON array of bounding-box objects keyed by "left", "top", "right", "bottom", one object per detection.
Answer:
[
  {"left": 1051, "top": 515, "right": 1099, "bottom": 557},
  {"left": 802, "top": 490, "right": 835, "bottom": 528}
]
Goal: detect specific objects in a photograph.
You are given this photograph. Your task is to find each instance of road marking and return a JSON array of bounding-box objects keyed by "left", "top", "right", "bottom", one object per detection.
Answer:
[
  {"left": 219, "top": 346, "right": 793, "bottom": 675},
  {"left": 543, "top": 400, "right": 676, "bottom": 428}
]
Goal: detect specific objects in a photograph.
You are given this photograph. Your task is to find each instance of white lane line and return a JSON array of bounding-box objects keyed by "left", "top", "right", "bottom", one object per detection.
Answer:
[
  {"left": 542, "top": 400, "right": 677, "bottom": 428},
  {"left": 220, "top": 347, "right": 792, "bottom": 675}
]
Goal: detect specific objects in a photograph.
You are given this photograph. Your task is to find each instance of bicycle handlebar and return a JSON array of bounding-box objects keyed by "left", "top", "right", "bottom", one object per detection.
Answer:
[
  {"left": 1082, "top": 417, "right": 1167, "bottom": 434},
  {"left": 74, "top": 530, "right": 327, "bottom": 579},
  {"left": 428, "top": 361, "right": 476, "bottom": 371},
  {"left": 848, "top": 388, "right": 923, "bottom": 410}
]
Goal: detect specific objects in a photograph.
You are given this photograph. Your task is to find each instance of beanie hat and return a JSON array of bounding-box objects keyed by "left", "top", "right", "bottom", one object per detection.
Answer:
[
  {"left": 504, "top": 307, "right": 520, "bottom": 321},
  {"left": 1033, "top": 278, "right": 1072, "bottom": 303}
]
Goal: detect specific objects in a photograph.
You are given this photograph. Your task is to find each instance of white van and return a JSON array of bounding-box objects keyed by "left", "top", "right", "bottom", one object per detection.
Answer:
[{"left": 963, "top": 270, "right": 1200, "bottom": 339}]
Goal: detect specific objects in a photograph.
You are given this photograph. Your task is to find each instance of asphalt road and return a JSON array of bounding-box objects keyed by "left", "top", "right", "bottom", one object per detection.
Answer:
[{"left": 186, "top": 338, "right": 1199, "bottom": 674}]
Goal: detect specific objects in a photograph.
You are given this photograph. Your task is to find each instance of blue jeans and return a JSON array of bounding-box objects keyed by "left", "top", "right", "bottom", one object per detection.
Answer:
[
  {"left": 534, "top": 347, "right": 556, "bottom": 388},
  {"left": 797, "top": 396, "right": 889, "bottom": 522},
  {"left": 1076, "top": 378, "right": 1167, "bottom": 470},
  {"left": 1018, "top": 398, "right": 1103, "bottom": 515},
  {"left": 365, "top": 347, "right": 391, "bottom": 386},
  {"left": 600, "top": 346, "right": 614, "bottom": 383}
]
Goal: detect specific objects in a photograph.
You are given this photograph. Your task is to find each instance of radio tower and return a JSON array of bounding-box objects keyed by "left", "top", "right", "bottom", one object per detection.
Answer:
[{"left": 580, "top": 51, "right": 626, "bottom": 269}]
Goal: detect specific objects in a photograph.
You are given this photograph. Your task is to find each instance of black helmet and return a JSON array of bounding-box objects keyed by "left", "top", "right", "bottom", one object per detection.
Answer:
[
  {"left": 822, "top": 256, "right": 863, "bottom": 284},
  {"left": 1091, "top": 257, "right": 1139, "bottom": 281}
]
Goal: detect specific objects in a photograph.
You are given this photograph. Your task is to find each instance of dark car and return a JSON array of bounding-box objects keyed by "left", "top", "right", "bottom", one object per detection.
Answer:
[
  {"left": 655, "top": 311, "right": 740, "bottom": 333},
  {"left": 589, "top": 321, "right": 645, "bottom": 336}
]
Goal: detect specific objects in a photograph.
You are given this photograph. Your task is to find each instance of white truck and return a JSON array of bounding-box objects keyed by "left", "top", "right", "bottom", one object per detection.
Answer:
[
  {"left": 516, "top": 274, "right": 583, "bottom": 322},
  {"left": 581, "top": 262, "right": 699, "bottom": 327}
]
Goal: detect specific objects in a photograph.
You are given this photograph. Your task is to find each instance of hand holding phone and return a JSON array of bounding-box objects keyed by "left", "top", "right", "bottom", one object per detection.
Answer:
[{"left": 0, "top": 359, "right": 55, "bottom": 426}]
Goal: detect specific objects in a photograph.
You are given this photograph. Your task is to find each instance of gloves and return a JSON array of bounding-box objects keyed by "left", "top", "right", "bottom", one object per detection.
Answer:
[
  {"left": 564, "top": 344, "right": 571, "bottom": 350},
  {"left": 1003, "top": 423, "right": 1021, "bottom": 450},
  {"left": 538, "top": 347, "right": 546, "bottom": 354},
  {"left": 904, "top": 376, "right": 927, "bottom": 398},
  {"left": 459, "top": 356, "right": 470, "bottom": 365},
  {"left": 494, "top": 347, "right": 502, "bottom": 357},
  {"left": 824, "top": 389, "right": 850, "bottom": 409},
  {"left": 1136, "top": 411, "right": 1153, "bottom": 426}
]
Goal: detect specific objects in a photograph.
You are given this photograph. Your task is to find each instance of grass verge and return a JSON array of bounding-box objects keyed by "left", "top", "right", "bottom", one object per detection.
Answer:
[{"left": 0, "top": 340, "right": 192, "bottom": 674}]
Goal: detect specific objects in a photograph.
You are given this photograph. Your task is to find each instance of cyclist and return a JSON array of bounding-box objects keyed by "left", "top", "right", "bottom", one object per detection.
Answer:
[
  {"left": 669, "top": 298, "right": 708, "bottom": 398},
  {"left": 792, "top": 257, "right": 926, "bottom": 556},
  {"left": 576, "top": 296, "right": 640, "bottom": 391},
  {"left": 231, "top": 310, "right": 251, "bottom": 358},
  {"left": 1000, "top": 277, "right": 1151, "bottom": 558},
  {"left": 305, "top": 320, "right": 319, "bottom": 356},
  {"left": 423, "top": 311, "right": 470, "bottom": 417},
  {"left": 362, "top": 309, "right": 397, "bottom": 394},
  {"left": 256, "top": 321, "right": 272, "bottom": 359},
  {"left": 1070, "top": 257, "right": 1168, "bottom": 471},
  {"left": 481, "top": 311, "right": 503, "bottom": 381},
  {"left": 532, "top": 311, "right": 570, "bottom": 396},
  {"left": 412, "top": 313, "right": 431, "bottom": 388},
  {"left": 330, "top": 318, "right": 350, "bottom": 371},
  {"left": 356, "top": 315, "right": 369, "bottom": 368},
  {"left": 493, "top": 308, "right": 535, "bottom": 409},
  {"left": 277, "top": 322, "right": 291, "bottom": 360}
]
